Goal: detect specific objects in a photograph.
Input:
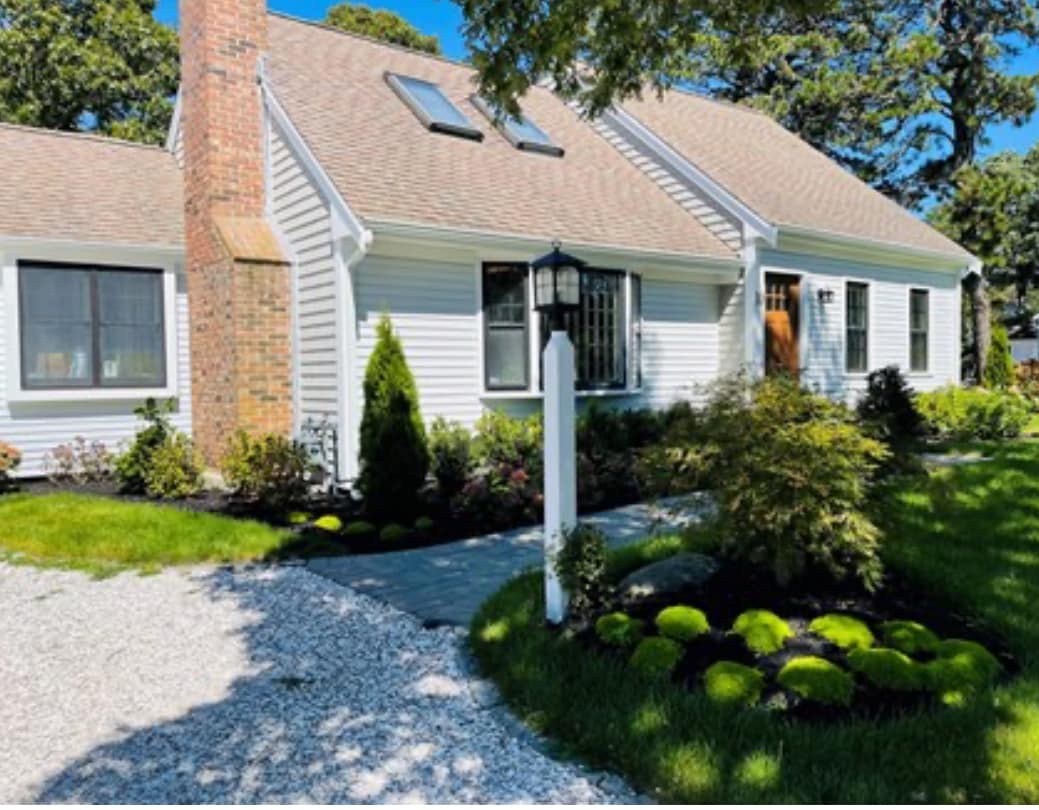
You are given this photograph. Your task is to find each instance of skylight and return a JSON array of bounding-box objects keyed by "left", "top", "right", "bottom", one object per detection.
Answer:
[
  {"left": 385, "top": 73, "right": 483, "bottom": 141},
  {"left": 471, "top": 95, "right": 564, "bottom": 157}
]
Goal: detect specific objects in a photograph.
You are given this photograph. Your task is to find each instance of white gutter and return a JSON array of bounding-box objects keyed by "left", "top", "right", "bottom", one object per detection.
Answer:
[
  {"left": 777, "top": 223, "right": 977, "bottom": 271},
  {"left": 0, "top": 235, "right": 184, "bottom": 259}
]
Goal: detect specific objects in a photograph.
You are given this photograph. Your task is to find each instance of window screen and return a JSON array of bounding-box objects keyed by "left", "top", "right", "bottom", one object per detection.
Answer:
[
  {"left": 910, "top": 289, "right": 929, "bottom": 372},
  {"left": 846, "top": 281, "right": 869, "bottom": 373},
  {"left": 483, "top": 264, "right": 529, "bottom": 390}
]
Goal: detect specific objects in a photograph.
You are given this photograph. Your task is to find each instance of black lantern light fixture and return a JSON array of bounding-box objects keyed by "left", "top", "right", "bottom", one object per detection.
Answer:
[
  {"left": 817, "top": 287, "right": 836, "bottom": 306},
  {"left": 532, "top": 240, "right": 586, "bottom": 330}
]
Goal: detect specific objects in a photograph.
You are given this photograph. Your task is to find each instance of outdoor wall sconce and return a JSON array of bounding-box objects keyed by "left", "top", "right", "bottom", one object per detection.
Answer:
[{"left": 817, "top": 287, "right": 836, "bottom": 306}]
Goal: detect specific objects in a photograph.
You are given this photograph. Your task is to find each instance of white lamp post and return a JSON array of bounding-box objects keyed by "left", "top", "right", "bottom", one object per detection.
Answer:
[{"left": 532, "top": 242, "right": 585, "bottom": 625}]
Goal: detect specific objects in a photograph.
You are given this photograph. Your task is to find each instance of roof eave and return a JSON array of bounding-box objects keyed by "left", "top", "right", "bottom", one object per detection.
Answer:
[{"left": 776, "top": 224, "right": 978, "bottom": 272}]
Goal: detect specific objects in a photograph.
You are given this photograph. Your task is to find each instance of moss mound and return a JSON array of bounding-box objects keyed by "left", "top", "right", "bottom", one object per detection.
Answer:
[
  {"left": 732, "top": 610, "right": 794, "bottom": 655},
  {"left": 655, "top": 605, "right": 710, "bottom": 643},
  {"left": 286, "top": 511, "right": 311, "bottom": 526},
  {"left": 704, "top": 661, "right": 765, "bottom": 707},
  {"left": 629, "top": 637, "right": 684, "bottom": 679},
  {"left": 880, "top": 620, "right": 940, "bottom": 655},
  {"left": 924, "top": 639, "right": 1002, "bottom": 706},
  {"left": 848, "top": 647, "right": 926, "bottom": 691},
  {"left": 344, "top": 520, "right": 376, "bottom": 537},
  {"left": 313, "top": 515, "right": 343, "bottom": 532},
  {"left": 595, "top": 612, "right": 645, "bottom": 648},
  {"left": 777, "top": 656, "right": 855, "bottom": 706},
  {"left": 379, "top": 523, "right": 411, "bottom": 543},
  {"left": 809, "top": 613, "right": 874, "bottom": 650},
  {"left": 414, "top": 516, "right": 435, "bottom": 532}
]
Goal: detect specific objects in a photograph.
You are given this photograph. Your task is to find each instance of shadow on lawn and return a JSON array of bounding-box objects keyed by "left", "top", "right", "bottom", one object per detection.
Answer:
[{"left": 31, "top": 567, "right": 602, "bottom": 803}]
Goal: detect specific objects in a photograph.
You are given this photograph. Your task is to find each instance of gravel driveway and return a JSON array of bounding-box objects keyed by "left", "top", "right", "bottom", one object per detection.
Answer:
[{"left": 0, "top": 562, "right": 635, "bottom": 803}]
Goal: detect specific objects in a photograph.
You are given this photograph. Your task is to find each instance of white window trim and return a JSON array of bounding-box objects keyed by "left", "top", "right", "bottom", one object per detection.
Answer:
[
  {"left": 476, "top": 261, "right": 644, "bottom": 399},
  {"left": 2, "top": 245, "right": 180, "bottom": 403},
  {"left": 842, "top": 277, "right": 873, "bottom": 378},
  {"left": 907, "top": 286, "right": 931, "bottom": 376}
]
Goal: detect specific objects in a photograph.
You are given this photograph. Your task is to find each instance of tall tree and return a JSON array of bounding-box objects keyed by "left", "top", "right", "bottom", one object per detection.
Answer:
[
  {"left": 325, "top": 3, "right": 441, "bottom": 54},
  {"left": 0, "top": 0, "right": 179, "bottom": 145}
]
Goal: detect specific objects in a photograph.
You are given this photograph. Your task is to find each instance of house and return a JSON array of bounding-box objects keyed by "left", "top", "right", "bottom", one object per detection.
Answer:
[{"left": 0, "top": 0, "right": 978, "bottom": 479}]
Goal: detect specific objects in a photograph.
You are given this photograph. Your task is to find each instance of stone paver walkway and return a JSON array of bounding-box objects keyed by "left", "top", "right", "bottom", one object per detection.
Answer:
[{"left": 307, "top": 495, "right": 710, "bottom": 627}]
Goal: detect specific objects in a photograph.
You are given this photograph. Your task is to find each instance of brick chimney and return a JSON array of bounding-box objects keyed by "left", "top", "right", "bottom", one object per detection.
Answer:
[{"left": 179, "top": 0, "right": 293, "bottom": 463}]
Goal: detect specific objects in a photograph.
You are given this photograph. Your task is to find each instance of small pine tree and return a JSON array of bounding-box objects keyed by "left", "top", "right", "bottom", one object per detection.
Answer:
[
  {"left": 983, "top": 324, "right": 1014, "bottom": 390},
  {"left": 358, "top": 315, "right": 429, "bottom": 517}
]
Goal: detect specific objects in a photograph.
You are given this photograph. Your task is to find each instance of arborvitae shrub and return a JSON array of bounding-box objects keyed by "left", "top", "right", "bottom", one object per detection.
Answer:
[{"left": 983, "top": 324, "right": 1015, "bottom": 389}]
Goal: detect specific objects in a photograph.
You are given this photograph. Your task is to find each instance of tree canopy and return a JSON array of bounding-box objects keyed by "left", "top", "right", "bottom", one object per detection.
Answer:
[
  {"left": 325, "top": 3, "right": 441, "bottom": 54},
  {"left": 0, "top": 0, "right": 179, "bottom": 145}
]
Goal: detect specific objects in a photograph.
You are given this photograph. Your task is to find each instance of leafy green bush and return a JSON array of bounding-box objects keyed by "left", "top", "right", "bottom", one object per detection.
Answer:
[
  {"left": 984, "top": 324, "right": 1015, "bottom": 389},
  {"left": 880, "top": 620, "right": 940, "bottom": 655},
  {"left": 703, "top": 661, "right": 765, "bottom": 707},
  {"left": 847, "top": 647, "right": 926, "bottom": 691},
  {"left": 380, "top": 523, "right": 411, "bottom": 543},
  {"left": 115, "top": 398, "right": 176, "bottom": 493},
  {"left": 555, "top": 523, "right": 609, "bottom": 622},
  {"left": 286, "top": 511, "right": 311, "bottom": 525},
  {"left": 777, "top": 656, "right": 855, "bottom": 706},
  {"left": 313, "top": 515, "right": 343, "bottom": 532},
  {"left": 595, "top": 612, "right": 645, "bottom": 648},
  {"left": 924, "top": 640, "right": 1003, "bottom": 706},
  {"left": 916, "top": 385, "right": 1030, "bottom": 440},
  {"left": 144, "top": 433, "right": 204, "bottom": 499},
  {"left": 809, "top": 614, "right": 875, "bottom": 650},
  {"left": 629, "top": 636, "right": 683, "bottom": 679},
  {"left": 220, "top": 431, "right": 310, "bottom": 510},
  {"left": 0, "top": 440, "right": 21, "bottom": 493},
  {"left": 732, "top": 609, "right": 793, "bottom": 655},
  {"left": 655, "top": 605, "right": 710, "bottom": 642},
  {"left": 414, "top": 516, "right": 435, "bottom": 532},
  {"left": 856, "top": 365, "right": 923, "bottom": 446},
  {"left": 698, "top": 375, "right": 888, "bottom": 589},
  {"left": 358, "top": 315, "right": 429, "bottom": 518},
  {"left": 344, "top": 520, "right": 376, "bottom": 538},
  {"left": 429, "top": 417, "right": 471, "bottom": 501},
  {"left": 472, "top": 410, "right": 542, "bottom": 471}
]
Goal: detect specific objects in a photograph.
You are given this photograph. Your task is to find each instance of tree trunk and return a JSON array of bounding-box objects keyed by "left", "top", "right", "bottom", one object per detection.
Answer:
[{"left": 965, "top": 272, "right": 991, "bottom": 384}]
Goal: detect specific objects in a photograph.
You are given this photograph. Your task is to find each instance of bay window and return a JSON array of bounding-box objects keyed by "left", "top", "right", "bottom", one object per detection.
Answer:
[
  {"left": 19, "top": 262, "right": 165, "bottom": 389},
  {"left": 482, "top": 262, "right": 641, "bottom": 393}
]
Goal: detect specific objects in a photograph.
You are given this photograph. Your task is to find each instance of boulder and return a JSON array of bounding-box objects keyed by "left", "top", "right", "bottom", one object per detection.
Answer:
[{"left": 617, "top": 552, "right": 720, "bottom": 606}]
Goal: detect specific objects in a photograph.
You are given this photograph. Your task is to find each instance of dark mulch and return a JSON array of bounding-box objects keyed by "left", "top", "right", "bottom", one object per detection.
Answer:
[{"left": 581, "top": 560, "right": 1017, "bottom": 723}]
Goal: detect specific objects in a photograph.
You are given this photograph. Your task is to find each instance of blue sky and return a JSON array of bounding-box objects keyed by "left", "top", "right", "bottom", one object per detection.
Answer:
[{"left": 155, "top": 0, "right": 1039, "bottom": 158}]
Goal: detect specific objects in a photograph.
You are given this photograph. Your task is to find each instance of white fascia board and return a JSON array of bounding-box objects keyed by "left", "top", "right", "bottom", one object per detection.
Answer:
[
  {"left": 165, "top": 86, "right": 182, "bottom": 154},
  {"left": 366, "top": 217, "right": 743, "bottom": 282},
  {"left": 777, "top": 224, "right": 977, "bottom": 274},
  {"left": 602, "top": 105, "right": 778, "bottom": 246},
  {"left": 259, "top": 73, "right": 373, "bottom": 252}
]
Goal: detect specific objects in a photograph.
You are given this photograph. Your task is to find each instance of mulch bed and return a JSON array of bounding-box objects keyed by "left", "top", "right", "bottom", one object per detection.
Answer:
[{"left": 581, "top": 561, "right": 1018, "bottom": 723}]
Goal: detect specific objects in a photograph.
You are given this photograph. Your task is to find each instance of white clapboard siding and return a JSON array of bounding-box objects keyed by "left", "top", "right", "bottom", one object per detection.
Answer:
[
  {"left": 0, "top": 273, "right": 192, "bottom": 477},
  {"left": 760, "top": 249, "right": 961, "bottom": 403},
  {"left": 267, "top": 119, "right": 340, "bottom": 433}
]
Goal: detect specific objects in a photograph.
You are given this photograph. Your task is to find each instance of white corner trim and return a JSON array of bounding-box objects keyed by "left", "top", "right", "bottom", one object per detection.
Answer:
[
  {"left": 165, "top": 86, "right": 182, "bottom": 154},
  {"left": 259, "top": 71, "right": 373, "bottom": 250},
  {"left": 335, "top": 236, "right": 367, "bottom": 483},
  {"left": 602, "top": 105, "right": 778, "bottom": 246}
]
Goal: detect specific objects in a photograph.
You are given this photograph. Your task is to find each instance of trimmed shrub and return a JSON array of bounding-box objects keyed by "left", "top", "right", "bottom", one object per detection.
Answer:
[
  {"left": 595, "top": 612, "right": 645, "bottom": 648},
  {"left": 655, "top": 605, "right": 710, "bottom": 643},
  {"left": 924, "top": 640, "right": 1002, "bottom": 706},
  {"left": 429, "top": 417, "right": 471, "bottom": 501},
  {"left": 698, "top": 375, "right": 888, "bottom": 590},
  {"left": 847, "top": 647, "right": 926, "bottom": 691},
  {"left": 115, "top": 397, "right": 176, "bottom": 493},
  {"left": 414, "top": 516, "right": 435, "bottom": 532},
  {"left": 880, "top": 620, "right": 940, "bottom": 655},
  {"left": 144, "top": 433, "right": 204, "bottom": 499},
  {"left": 221, "top": 431, "right": 310, "bottom": 510},
  {"left": 916, "top": 386, "right": 1030, "bottom": 440},
  {"left": 287, "top": 511, "right": 312, "bottom": 525},
  {"left": 983, "top": 324, "right": 1015, "bottom": 390},
  {"left": 358, "top": 315, "right": 429, "bottom": 518},
  {"left": 703, "top": 661, "right": 765, "bottom": 707},
  {"left": 777, "top": 656, "right": 854, "bottom": 706},
  {"left": 629, "top": 636, "right": 684, "bottom": 679},
  {"left": 344, "top": 520, "right": 376, "bottom": 538},
  {"left": 808, "top": 614, "right": 874, "bottom": 650},
  {"left": 555, "top": 523, "right": 609, "bottom": 622},
  {"left": 732, "top": 609, "right": 794, "bottom": 655},
  {"left": 0, "top": 440, "right": 21, "bottom": 493},
  {"left": 472, "top": 410, "right": 542, "bottom": 471},
  {"left": 313, "top": 515, "right": 343, "bottom": 532},
  {"left": 380, "top": 523, "right": 411, "bottom": 543},
  {"left": 44, "top": 437, "right": 114, "bottom": 485},
  {"left": 857, "top": 365, "right": 923, "bottom": 446}
]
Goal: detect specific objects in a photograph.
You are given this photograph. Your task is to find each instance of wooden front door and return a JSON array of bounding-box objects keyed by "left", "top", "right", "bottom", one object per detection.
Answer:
[{"left": 764, "top": 273, "right": 800, "bottom": 377}]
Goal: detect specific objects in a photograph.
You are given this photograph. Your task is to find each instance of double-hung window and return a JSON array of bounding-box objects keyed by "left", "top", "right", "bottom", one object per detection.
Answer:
[
  {"left": 19, "top": 262, "right": 165, "bottom": 389},
  {"left": 910, "top": 289, "right": 929, "bottom": 372},
  {"left": 482, "top": 263, "right": 641, "bottom": 393},
  {"left": 845, "top": 281, "right": 869, "bottom": 373}
]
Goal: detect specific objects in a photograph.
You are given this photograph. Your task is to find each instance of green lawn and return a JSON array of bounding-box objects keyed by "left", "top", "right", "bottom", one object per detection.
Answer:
[
  {"left": 470, "top": 441, "right": 1039, "bottom": 802},
  {"left": 0, "top": 493, "right": 292, "bottom": 575}
]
